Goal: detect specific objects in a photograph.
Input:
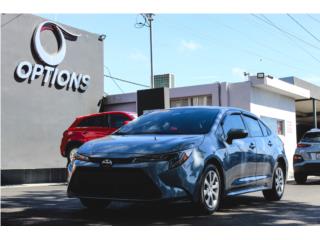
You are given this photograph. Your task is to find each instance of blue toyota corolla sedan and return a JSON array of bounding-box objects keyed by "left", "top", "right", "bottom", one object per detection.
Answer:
[{"left": 67, "top": 107, "right": 288, "bottom": 214}]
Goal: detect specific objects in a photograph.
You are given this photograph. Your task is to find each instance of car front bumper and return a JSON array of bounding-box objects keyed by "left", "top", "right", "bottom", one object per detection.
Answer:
[{"left": 67, "top": 155, "right": 204, "bottom": 202}]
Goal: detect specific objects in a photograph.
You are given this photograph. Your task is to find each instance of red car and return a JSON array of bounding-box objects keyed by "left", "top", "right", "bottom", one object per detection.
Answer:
[{"left": 60, "top": 111, "right": 137, "bottom": 165}]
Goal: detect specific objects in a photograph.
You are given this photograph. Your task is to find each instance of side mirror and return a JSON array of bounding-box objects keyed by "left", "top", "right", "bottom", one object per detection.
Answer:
[{"left": 226, "top": 129, "right": 248, "bottom": 144}]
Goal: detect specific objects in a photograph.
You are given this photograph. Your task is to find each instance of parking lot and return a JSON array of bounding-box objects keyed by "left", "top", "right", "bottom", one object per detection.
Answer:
[{"left": 1, "top": 177, "right": 320, "bottom": 226}]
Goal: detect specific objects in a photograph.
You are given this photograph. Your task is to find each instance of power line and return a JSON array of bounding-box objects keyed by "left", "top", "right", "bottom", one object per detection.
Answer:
[
  {"left": 252, "top": 14, "right": 320, "bottom": 52},
  {"left": 111, "top": 78, "right": 125, "bottom": 93},
  {"left": 307, "top": 14, "right": 320, "bottom": 25},
  {"left": 104, "top": 74, "right": 150, "bottom": 88},
  {"left": 161, "top": 17, "right": 305, "bottom": 72},
  {"left": 205, "top": 16, "right": 309, "bottom": 67},
  {"left": 1, "top": 14, "right": 23, "bottom": 28},
  {"left": 104, "top": 66, "right": 124, "bottom": 93},
  {"left": 287, "top": 14, "right": 320, "bottom": 44},
  {"left": 251, "top": 14, "right": 320, "bottom": 64}
]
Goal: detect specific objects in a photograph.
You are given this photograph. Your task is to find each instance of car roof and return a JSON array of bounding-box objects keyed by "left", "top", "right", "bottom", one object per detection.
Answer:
[
  {"left": 306, "top": 128, "right": 320, "bottom": 133},
  {"left": 169, "top": 106, "right": 256, "bottom": 117},
  {"left": 76, "top": 111, "right": 137, "bottom": 119}
]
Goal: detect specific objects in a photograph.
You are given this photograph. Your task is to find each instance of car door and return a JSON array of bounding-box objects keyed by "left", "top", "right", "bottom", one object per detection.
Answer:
[
  {"left": 80, "top": 115, "right": 109, "bottom": 141},
  {"left": 242, "top": 115, "right": 273, "bottom": 187},
  {"left": 221, "top": 112, "right": 257, "bottom": 191},
  {"left": 257, "top": 119, "right": 276, "bottom": 186}
]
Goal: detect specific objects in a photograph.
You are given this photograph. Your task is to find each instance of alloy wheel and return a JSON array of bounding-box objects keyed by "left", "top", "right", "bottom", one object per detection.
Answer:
[
  {"left": 275, "top": 167, "right": 284, "bottom": 196},
  {"left": 203, "top": 169, "right": 220, "bottom": 210}
]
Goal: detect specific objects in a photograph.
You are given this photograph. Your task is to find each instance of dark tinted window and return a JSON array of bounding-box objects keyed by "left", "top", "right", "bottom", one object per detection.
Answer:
[
  {"left": 77, "top": 115, "right": 108, "bottom": 127},
  {"left": 259, "top": 121, "right": 271, "bottom": 136},
  {"left": 302, "top": 132, "right": 320, "bottom": 143},
  {"left": 243, "top": 116, "right": 263, "bottom": 137},
  {"left": 222, "top": 114, "right": 246, "bottom": 135},
  {"left": 116, "top": 108, "right": 219, "bottom": 135},
  {"left": 109, "top": 114, "right": 131, "bottom": 128}
]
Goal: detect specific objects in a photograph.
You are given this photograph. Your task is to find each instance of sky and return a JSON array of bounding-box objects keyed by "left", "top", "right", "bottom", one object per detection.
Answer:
[{"left": 40, "top": 14, "right": 320, "bottom": 95}]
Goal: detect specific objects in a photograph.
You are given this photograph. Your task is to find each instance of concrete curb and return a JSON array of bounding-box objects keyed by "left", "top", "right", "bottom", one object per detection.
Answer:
[{"left": 1, "top": 182, "right": 67, "bottom": 188}]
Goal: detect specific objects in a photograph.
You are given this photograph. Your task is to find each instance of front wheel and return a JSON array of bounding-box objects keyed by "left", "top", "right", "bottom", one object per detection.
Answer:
[
  {"left": 195, "top": 164, "right": 222, "bottom": 215},
  {"left": 263, "top": 165, "right": 285, "bottom": 201},
  {"left": 80, "top": 198, "right": 111, "bottom": 210}
]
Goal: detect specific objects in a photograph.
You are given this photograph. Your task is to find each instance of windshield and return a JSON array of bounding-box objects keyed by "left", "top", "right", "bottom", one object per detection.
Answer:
[
  {"left": 302, "top": 132, "right": 320, "bottom": 143},
  {"left": 115, "top": 108, "right": 220, "bottom": 135}
]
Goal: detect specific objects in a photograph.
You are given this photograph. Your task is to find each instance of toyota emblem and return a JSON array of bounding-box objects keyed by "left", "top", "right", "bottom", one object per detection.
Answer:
[{"left": 101, "top": 159, "right": 113, "bottom": 168}]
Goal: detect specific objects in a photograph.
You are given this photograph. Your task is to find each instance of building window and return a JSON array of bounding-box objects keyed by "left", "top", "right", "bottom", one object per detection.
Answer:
[
  {"left": 261, "top": 116, "right": 285, "bottom": 136},
  {"left": 277, "top": 120, "right": 285, "bottom": 135},
  {"left": 170, "top": 95, "right": 212, "bottom": 107}
]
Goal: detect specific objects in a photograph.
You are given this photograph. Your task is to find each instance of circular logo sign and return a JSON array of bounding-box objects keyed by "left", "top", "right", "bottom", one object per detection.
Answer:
[
  {"left": 33, "top": 21, "right": 81, "bottom": 66},
  {"left": 101, "top": 159, "right": 113, "bottom": 168}
]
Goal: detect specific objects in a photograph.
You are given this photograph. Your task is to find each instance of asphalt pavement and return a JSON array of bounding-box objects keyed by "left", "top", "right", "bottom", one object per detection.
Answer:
[{"left": 1, "top": 178, "right": 320, "bottom": 226}]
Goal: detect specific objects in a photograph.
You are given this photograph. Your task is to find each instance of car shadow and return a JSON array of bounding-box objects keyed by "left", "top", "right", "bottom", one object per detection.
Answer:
[
  {"left": 292, "top": 178, "right": 320, "bottom": 185},
  {"left": 2, "top": 184, "right": 320, "bottom": 226}
]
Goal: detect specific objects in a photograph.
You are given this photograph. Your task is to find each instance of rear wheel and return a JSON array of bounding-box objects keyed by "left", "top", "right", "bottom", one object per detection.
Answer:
[
  {"left": 80, "top": 198, "right": 111, "bottom": 210},
  {"left": 294, "top": 172, "right": 307, "bottom": 184},
  {"left": 263, "top": 165, "right": 285, "bottom": 201},
  {"left": 196, "top": 164, "right": 222, "bottom": 215}
]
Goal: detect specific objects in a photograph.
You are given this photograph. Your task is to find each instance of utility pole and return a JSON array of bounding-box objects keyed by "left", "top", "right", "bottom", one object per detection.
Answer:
[
  {"left": 136, "top": 13, "right": 155, "bottom": 89},
  {"left": 312, "top": 98, "right": 318, "bottom": 128}
]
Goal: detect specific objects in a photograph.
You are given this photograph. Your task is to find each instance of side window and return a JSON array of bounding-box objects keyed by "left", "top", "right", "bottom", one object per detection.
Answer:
[
  {"left": 109, "top": 114, "right": 130, "bottom": 128},
  {"left": 77, "top": 115, "right": 108, "bottom": 128},
  {"left": 258, "top": 120, "right": 270, "bottom": 136},
  {"left": 77, "top": 117, "right": 95, "bottom": 127},
  {"left": 243, "top": 116, "right": 263, "bottom": 137},
  {"left": 222, "top": 114, "right": 246, "bottom": 135},
  {"left": 97, "top": 115, "right": 109, "bottom": 127}
]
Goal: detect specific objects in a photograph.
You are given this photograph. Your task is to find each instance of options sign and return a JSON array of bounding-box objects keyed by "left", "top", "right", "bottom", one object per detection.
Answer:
[{"left": 15, "top": 21, "right": 91, "bottom": 92}]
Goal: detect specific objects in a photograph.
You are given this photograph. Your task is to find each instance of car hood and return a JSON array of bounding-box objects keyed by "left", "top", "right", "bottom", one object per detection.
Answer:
[{"left": 78, "top": 134, "right": 204, "bottom": 158}]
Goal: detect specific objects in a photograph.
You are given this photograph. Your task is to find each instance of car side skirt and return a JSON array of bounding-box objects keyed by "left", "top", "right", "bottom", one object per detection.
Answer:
[{"left": 226, "top": 185, "right": 271, "bottom": 197}]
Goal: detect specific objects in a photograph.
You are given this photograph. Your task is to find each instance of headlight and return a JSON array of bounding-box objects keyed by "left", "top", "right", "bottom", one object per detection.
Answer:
[
  {"left": 169, "top": 149, "right": 193, "bottom": 169},
  {"left": 71, "top": 152, "right": 89, "bottom": 162},
  {"left": 133, "top": 149, "right": 193, "bottom": 169}
]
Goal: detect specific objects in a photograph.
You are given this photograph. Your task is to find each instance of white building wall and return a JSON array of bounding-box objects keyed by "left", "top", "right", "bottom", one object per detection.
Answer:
[{"left": 250, "top": 87, "right": 297, "bottom": 177}]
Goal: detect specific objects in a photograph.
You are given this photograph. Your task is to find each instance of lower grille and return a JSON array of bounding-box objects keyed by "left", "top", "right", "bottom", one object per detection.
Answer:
[{"left": 69, "top": 167, "right": 161, "bottom": 200}]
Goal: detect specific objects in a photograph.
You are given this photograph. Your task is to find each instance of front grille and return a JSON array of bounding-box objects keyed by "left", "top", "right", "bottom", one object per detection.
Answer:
[
  {"left": 69, "top": 167, "right": 161, "bottom": 200},
  {"left": 89, "top": 157, "right": 134, "bottom": 164}
]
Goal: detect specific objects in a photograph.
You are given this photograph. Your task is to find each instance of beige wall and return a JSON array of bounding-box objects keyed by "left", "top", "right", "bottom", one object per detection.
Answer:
[{"left": 1, "top": 14, "right": 104, "bottom": 169}]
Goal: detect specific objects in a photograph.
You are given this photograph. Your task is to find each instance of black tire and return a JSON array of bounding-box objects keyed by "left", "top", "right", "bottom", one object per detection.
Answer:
[
  {"left": 263, "top": 164, "right": 285, "bottom": 201},
  {"left": 195, "top": 164, "right": 222, "bottom": 215},
  {"left": 80, "top": 198, "right": 111, "bottom": 210},
  {"left": 294, "top": 172, "right": 307, "bottom": 184}
]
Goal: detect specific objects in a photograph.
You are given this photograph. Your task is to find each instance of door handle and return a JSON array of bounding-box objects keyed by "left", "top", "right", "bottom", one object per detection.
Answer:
[
  {"left": 249, "top": 143, "right": 256, "bottom": 149},
  {"left": 268, "top": 141, "right": 273, "bottom": 147}
]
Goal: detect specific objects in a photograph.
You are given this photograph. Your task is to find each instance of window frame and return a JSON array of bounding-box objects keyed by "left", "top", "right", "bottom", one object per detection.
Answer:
[
  {"left": 242, "top": 114, "right": 264, "bottom": 137},
  {"left": 220, "top": 111, "right": 247, "bottom": 137},
  {"left": 258, "top": 119, "right": 272, "bottom": 137}
]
